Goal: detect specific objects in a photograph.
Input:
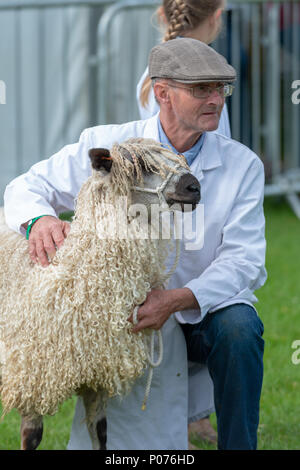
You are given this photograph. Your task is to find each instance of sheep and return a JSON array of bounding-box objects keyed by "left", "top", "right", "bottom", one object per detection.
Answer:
[{"left": 0, "top": 138, "right": 200, "bottom": 450}]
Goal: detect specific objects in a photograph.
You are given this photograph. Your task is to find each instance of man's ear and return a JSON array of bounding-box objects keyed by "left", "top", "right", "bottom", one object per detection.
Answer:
[
  {"left": 88, "top": 148, "right": 113, "bottom": 172},
  {"left": 153, "top": 81, "right": 170, "bottom": 106}
]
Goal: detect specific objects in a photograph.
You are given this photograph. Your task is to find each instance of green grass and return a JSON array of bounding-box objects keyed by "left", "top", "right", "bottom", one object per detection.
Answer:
[
  {"left": 255, "top": 198, "right": 300, "bottom": 450},
  {"left": 1, "top": 197, "right": 300, "bottom": 450},
  {"left": 0, "top": 398, "right": 76, "bottom": 450}
]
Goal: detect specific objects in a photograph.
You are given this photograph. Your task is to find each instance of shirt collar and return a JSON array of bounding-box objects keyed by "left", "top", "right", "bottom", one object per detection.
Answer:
[
  {"left": 157, "top": 116, "right": 205, "bottom": 167},
  {"left": 144, "top": 113, "right": 223, "bottom": 171}
]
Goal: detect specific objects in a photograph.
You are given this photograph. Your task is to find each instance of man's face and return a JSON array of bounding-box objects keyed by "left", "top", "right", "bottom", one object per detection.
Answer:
[{"left": 166, "top": 81, "right": 226, "bottom": 133}]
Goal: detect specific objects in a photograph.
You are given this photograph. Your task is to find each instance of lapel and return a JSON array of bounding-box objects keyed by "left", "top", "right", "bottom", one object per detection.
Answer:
[{"left": 190, "top": 132, "right": 223, "bottom": 182}]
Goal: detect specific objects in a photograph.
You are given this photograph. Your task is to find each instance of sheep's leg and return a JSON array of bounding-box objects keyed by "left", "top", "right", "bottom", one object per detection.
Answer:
[
  {"left": 82, "top": 389, "right": 107, "bottom": 450},
  {"left": 20, "top": 415, "right": 43, "bottom": 450}
]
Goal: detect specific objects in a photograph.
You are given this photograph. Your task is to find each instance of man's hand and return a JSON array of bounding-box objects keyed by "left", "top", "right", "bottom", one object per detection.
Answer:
[
  {"left": 128, "top": 288, "right": 199, "bottom": 333},
  {"left": 28, "top": 215, "right": 71, "bottom": 267}
]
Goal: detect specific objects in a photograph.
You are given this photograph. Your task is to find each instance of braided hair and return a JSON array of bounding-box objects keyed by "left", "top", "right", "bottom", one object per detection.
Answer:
[
  {"left": 163, "top": 0, "right": 222, "bottom": 41},
  {"left": 140, "top": 0, "right": 223, "bottom": 107}
]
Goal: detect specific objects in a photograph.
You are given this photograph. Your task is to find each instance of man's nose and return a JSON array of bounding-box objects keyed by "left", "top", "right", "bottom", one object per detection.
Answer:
[{"left": 206, "top": 89, "right": 225, "bottom": 105}]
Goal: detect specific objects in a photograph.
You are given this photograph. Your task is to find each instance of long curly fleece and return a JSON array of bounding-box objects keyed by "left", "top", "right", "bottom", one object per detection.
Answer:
[{"left": 0, "top": 138, "right": 189, "bottom": 417}]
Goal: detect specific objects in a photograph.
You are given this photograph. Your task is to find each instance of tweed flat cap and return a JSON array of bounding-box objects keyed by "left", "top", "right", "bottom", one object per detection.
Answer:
[{"left": 149, "top": 38, "right": 236, "bottom": 83}]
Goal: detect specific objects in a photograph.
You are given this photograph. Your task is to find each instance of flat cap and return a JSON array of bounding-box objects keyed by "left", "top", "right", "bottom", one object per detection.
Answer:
[{"left": 149, "top": 38, "right": 236, "bottom": 83}]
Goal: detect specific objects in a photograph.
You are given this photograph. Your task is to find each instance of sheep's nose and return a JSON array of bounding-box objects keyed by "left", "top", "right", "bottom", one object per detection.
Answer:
[{"left": 186, "top": 183, "right": 200, "bottom": 195}]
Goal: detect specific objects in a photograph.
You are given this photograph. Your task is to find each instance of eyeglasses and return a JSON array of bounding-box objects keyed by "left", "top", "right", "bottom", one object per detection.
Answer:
[{"left": 167, "top": 82, "right": 234, "bottom": 99}]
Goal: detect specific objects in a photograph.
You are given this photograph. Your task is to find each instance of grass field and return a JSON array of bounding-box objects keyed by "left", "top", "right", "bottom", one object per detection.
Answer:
[{"left": 1, "top": 197, "right": 300, "bottom": 450}]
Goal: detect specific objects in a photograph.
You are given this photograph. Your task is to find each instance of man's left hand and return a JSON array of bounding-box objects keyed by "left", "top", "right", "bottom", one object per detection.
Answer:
[
  {"left": 128, "top": 287, "right": 199, "bottom": 333},
  {"left": 128, "top": 289, "right": 173, "bottom": 333}
]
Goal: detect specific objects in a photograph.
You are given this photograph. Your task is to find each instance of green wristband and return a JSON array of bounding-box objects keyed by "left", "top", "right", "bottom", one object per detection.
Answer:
[{"left": 26, "top": 215, "right": 48, "bottom": 240}]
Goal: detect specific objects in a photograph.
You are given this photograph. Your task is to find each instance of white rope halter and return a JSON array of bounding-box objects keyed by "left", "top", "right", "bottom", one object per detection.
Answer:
[
  {"left": 132, "top": 306, "right": 163, "bottom": 411},
  {"left": 131, "top": 163, "right": 183, "bottom": 410},
  {"left": 132, "top": 163, "right": 182, "bottom": 208}
]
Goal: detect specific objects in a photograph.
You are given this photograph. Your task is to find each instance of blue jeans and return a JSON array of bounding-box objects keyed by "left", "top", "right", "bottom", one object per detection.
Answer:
[{"left": 181, "top": 303, "right": 264, "bottom": 450}]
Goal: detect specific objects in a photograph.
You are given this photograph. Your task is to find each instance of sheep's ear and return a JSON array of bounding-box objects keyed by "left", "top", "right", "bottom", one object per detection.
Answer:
[{"left": 88, "top": 148, "right": 113, "bottom": 172}]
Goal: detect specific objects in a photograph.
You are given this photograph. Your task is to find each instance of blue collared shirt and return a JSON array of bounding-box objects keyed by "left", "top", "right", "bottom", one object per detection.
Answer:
[{"left": 157, "top": 116, "right": 205, "bottom": 167}]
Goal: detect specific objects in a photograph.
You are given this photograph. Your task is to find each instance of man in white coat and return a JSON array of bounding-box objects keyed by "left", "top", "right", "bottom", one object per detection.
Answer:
[{"left": 4, "top": 38, "right": 266, "bottom": 450}]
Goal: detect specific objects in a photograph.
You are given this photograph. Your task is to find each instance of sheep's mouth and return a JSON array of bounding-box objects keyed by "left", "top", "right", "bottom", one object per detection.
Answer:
[{"left": 167, "top": 198, "right": 199, "bottom": 212}]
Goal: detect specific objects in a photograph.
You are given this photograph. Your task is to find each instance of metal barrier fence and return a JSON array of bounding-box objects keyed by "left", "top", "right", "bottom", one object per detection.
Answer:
[{"left": 0, "top": 0, "right": 299, "bottom": 214}]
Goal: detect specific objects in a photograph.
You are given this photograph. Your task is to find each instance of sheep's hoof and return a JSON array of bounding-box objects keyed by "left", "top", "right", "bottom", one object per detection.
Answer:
[
  {"left": 20, "top": 418, "right": 43, "bottom": 450},
  {"left": 96, "top": 417, "right": 107, "bottom": 450}
]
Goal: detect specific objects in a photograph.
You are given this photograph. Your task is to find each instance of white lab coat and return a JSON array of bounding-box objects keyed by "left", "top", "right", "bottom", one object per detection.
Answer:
[
  {"left": 4, "top": 115, "right": 267, "bottom": 450},
  {"left": 136, "top": 67, "right": 232, "bottom": 138},
  {"left": 136, "top": 67, "right": 230, "bottom": 425}
]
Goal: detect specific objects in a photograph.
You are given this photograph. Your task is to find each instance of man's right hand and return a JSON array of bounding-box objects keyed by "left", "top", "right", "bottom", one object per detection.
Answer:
[{"left": 28, "top": 215, "right": 71, "bottom": 267}]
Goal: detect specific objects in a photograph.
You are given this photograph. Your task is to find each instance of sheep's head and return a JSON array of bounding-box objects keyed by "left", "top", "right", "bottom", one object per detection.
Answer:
[{"left": 88, "top": 139, "right": 200, "bottom": 213}]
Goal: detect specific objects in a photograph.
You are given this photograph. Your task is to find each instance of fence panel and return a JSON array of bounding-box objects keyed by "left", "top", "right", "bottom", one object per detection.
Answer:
[
  {"left": 96, "top": 0, "right": 160, "bottom": 125},
  {"left": 0, "top": 0, "right": 113, "bottom": 203}
]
